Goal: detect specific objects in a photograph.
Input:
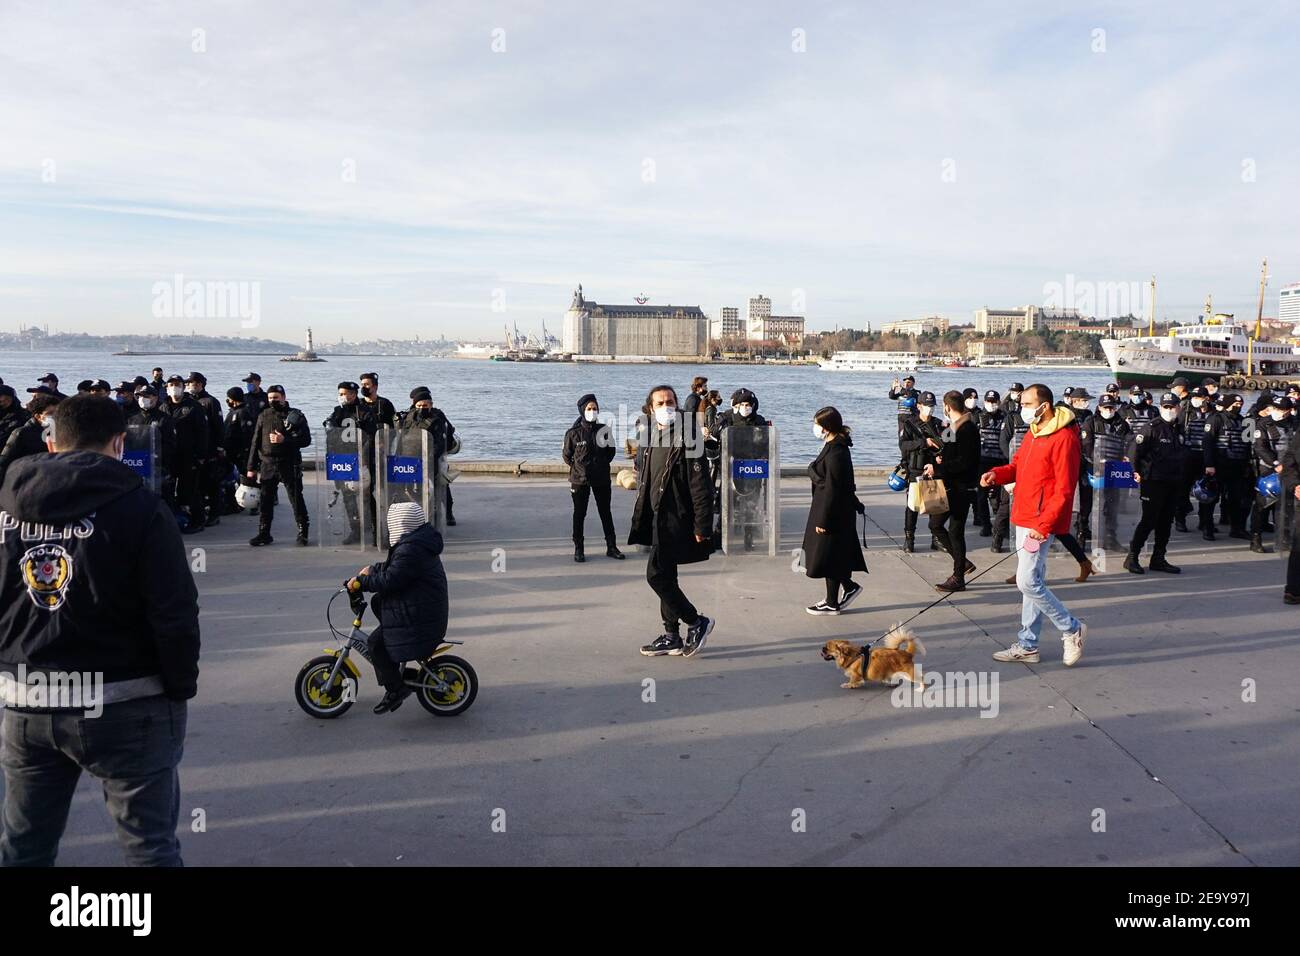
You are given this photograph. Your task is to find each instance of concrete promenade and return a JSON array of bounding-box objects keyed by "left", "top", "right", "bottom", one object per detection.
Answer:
[{"left": 16, "top": 474, "right": 1299, "bottom": 866}]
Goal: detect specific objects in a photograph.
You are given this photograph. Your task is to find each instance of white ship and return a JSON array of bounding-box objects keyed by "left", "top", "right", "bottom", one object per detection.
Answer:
[
  {"left": 818, "top": 350, "right": 931, "bottom": 372},
  {"left": 1101, "top": 316, "right": 1300, "bottom": 389}
]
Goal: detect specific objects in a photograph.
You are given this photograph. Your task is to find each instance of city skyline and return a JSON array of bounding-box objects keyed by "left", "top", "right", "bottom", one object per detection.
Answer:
[{"left": 2, "top": 1, "right": 1297, "bottom": 340}]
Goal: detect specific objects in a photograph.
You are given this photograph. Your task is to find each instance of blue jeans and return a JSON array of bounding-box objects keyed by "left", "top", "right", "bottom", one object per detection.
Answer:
[
  {"left": 1, "top": 696, "right": 186, "bottom": 866},
  {"left": 1014, "top": 527, "right": 1080, "bottom": 651}
]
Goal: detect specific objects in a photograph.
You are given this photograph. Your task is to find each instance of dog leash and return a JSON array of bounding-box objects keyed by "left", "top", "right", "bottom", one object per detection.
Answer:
[{"left": 873, "top": 545, "right": 1025, "bottom": 641}]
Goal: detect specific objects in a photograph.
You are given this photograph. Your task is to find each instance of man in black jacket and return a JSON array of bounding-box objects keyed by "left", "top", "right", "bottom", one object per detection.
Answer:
[
  {"left": 0, "top": 394, "right": 59, "bottom": 484},
  {"left": 248, "top": 385, "right": 312, "bottom": 546},
  {"left": 133, "top": 386, "right": 177, "bottom": 504},
  {"left": 712, "top": 387, "right": 770, "bottom": 551},
  {"left": 185, "top": 372, "right": 225, "bottom": 528},
  {"left": 629, "top": 385, "right": 714, "bottom": 659},
  {"left": 562, "top": 393, "right": 622, "bottom": 562},
  {"left": 1204, "top": 392, "right": 1252, "bottom": 541},
  {"left": 1124, "top": 393, "right": 1184, "bottom": 574},
  {"left": 359, "top": 372, "right": 397, "bottom": 429},
  {"left": 325, "top": 382, "right": 378, "bottom": 545},
  {"left": 0, "top": 385, "right": 28, "bottom": 451},
  {"left": 897, "top": 393, "right": 941, "bottom": 553},
  {"left": 972, "top": 389, "right": 1006, "bottom": 537},
  {"left": 925, "top": 390, "right": 980, "bottom": 592},
  {"left": 161, "top": 375, "right": 209, "bottom": 533},
  {"left": 241, "top": 372, "right": 268, "bottom": 418},
  {"left": 888, "top": 375, "right": 919, "bottom": 417},
  {"left": 0, "top": 396, "right": 199, "bottom": 866},
  {"left": 222, "top": 387, "right": 257, "bottom": 513}
]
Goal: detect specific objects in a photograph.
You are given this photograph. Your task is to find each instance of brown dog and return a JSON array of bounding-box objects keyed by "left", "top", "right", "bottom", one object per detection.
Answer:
[{"left": 821, "top": 626, "right": 926, "bottom": 690}]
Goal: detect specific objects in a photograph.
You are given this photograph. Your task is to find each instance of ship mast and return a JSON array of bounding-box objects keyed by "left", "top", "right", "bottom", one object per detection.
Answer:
[
  {"left": 1148, "top": 276, "right": 1156, "bottom": 336},
  {"left": 1255, "top": 257, "right": 1269, "bottom": 340}
]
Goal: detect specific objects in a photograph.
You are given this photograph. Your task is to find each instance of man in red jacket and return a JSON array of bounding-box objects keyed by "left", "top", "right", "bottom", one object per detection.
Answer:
[{"left": 980, "top": 383, "right": 1088, "bottom": 666}]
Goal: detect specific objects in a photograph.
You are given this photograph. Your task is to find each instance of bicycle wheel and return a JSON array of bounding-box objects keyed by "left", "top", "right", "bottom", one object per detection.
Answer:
[
  {"left": 295, "top": 655, "right": 357, "bottom": 718},
  {"left": 414, "top": 655, "right": 478, "bottom": 716}
]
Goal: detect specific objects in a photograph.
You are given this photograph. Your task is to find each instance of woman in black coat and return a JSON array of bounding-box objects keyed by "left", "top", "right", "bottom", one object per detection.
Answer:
[
  {"left": 350, "top": 502, "right": 449, "bottom": 714},
  {"left": 803, "top": 406, "right": 867, "bottom": 615},
  {"left": 925, "top": 390, "right": 982, "bottom": 592}
]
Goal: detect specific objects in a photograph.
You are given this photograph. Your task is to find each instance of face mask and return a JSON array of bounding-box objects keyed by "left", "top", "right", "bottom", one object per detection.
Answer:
[
  {"left": 114, "top": 394, "right": 128, "bottom": 405},
  {"left": 1271, "top": 411, "right": 1286, "bottom": 422},
  {"left": 1160, "top": 409, "right": 1178, "bottom": 423},
  {"left": 271, "top": 398, "right": 286, "bottom": 409},
  {"left": 1129, "top": 395, "right": 1141, "bottom": 404},
  {"left": 138, "top": 398, "right": 155, "bottom": 410},
  {"left": 1191, "top": 398, "right": 1204, "bottom": 408},
  {"left": 583, "top": 409, "right": 598, "bottom": 423},
  {"left": 813, "top": 423, "right": 827, "bottom": 439},
  {"left": 918, "top": 406, "right": 932, "bottom": 419},
  {"left": 984, "top": 402, "right": 997, "bottom": 413},
  {"left": 736, "top": 404, "right": 753, "bottom": 418},
  {"left": 186, "top": 384, "right": 199, "bottom": 395},
  {"left": 1020, "top": 404, "right": 1040, "bottom": 426},
  {"left": 1008, "top": 393, "right": 1020, "bottom": 403},
  {"left": 167, "top": 386, "right": 183, "bottom": 400},
  {"left": 1073, "top": 402, "right": 1088, "bottom": 412},
  {"left": 245, "top": 382, "right": 255, "bottom": 393},
  {"left": 964, "top": 398, "right": 976, "bottom": 410},
  {"left": 1099, "top": 408, "right": 1115, "bottom": 420},
  {"left": 361, "top": 385, "right": 373, "bottom": 397},
  {"left": 653, "top": 406, "right": 675, "bottom": 426}
]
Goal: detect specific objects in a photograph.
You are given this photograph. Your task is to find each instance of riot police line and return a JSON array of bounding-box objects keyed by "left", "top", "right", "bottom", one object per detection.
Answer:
[{"left": 0, "top": 369, "right": 459, "bottom": 550}]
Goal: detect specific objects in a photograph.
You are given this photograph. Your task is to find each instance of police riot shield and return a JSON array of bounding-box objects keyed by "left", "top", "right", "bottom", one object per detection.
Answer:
[
  {"left": 1276, "top": 479, "right": 1295, "bottom": 559},
  {"left": 375, "top": 424, "right": 445, "bottom": 548},
  {"left": 123, "top": 420, "right": 161, "bottom": 494},
  {"left": 720, "top": 424, "right": 779, "bottom": 556},
  {"left": 316, "top": 422, "right": 372, "bottom": 550},
  {"left": 1091, "top": 449, "right": 1138, "bottom": 555}
]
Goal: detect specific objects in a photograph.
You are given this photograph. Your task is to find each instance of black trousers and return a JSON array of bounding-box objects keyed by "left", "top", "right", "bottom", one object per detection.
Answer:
[
  {"left": 260, "top": 461, "right": 310, "bottom": 535},
  {"left": 1249, "top": 492, "right": 1275, "bottom": 535},
  {"left": 172, "top": 461, "right": 204, "bottom": 523},
  {"left": 992, "top": 486, "right": 1012, "bottom": 542},
  {"left": 1129, "top": 479, "right": 1176, "bottom": 560},
  {"left": 1215, "top": 461, "right": 1251, "bottom": 531},
  {"left": 646, "top": 545, "right": 699, "bottom": 635},
  {"left": 1176, "top": 455, "right": 1201, "bottom": 518},
  {"left": 972, "top": 459, "right": 1002, "bottom": 530},
  {"left": 366, "top": 625, "right": 404, "bottom": 693},
  {"left": 1075, "top": 473, "right": 1093, "bottom": 535},
  {"left": 929, "top": 485, "right": 972, "bottom": 579},
  {"left": 1287, "top": 544, "right": 1300, "bottom": 596},
  {"left": 571, "top": 480, "right": 616, "bottom": 546},
  {"left": 341, "top": 472, "right": 377, "bottom": 540}
]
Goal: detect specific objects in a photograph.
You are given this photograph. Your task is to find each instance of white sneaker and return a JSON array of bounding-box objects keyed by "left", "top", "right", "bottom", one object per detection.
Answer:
[
  {"left": 992, "top": 643, "right": 1040, "bottom": 664},
  {"left": 1062, "top": 621, "right": 1087, "bottom": 666},
  {"left": 837, "top": 582, "right": 864, "bottom": 611}
]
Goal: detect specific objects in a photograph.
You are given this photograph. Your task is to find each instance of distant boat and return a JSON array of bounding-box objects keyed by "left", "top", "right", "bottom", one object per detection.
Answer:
[
  {"left": 818, "top": 351, "right": 929, "bottom": 372},
  {"left": 281, "top": 327, "right": 326, "bottom": 363}
]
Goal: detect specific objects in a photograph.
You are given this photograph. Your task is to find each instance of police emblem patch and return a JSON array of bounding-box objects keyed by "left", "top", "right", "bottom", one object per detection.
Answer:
[{"left": 20, "top": 543, "right": 73, "bottom": 611}]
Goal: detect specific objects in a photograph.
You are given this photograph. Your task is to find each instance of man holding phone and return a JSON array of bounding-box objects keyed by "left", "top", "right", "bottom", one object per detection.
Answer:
[
  {"left": 246, "top": 385, "right": 312, "bottom": 546},
  {"left": 980, "top": 383, "right": 1088, "bottom": 666}
]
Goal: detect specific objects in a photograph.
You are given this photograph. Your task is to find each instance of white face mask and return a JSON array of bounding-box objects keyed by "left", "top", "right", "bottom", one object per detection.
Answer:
[
  {"left": 984, "top": 402, "right": 997, "bottom": 413},
  {"left": 813, "top": 423, "right": 827, "bottom": 439},
  {"left": 1271, "top": 411, "right": 1286, "bottom": 422},
  {"left": 166, "top": 386, "right": 183, "bottom": 400},
  {"left": 736, "top": 404, "right": 753, "bottom": 418},
  {"left": 583, "top": 409, "right": 598, "bottom": 423},
  {"left": 653, "top": 406, "right": 675, "bottom": 426},
  {"left": 964, "top": 397, "right": 976, "bottom": 409},
  {"left": 138, "top": 397, "right": 155, "bottom": 410},
  {"left": 1008, "top": 392, "right": 1020, "bottom": 403},
  {"left": 1160, "top": 409, "right": 1179, "bottom": 423},
  {"left": 1020, "top": 404, "right": 1041, "bottom": 426},
  {"left": 1191, "top": 398, "right": 1204, "bottom": 408},
  {"left": 918, "top": 405, "right": 932, "bottom": 419},
  {"left": 1099, "top": 408, "right": 1115, "bottom": 420},
  {"left": 185, "top": 384, "right": 198, "bottom": 395},
  {"left": 1129, "top": 395, "right": 1141, "bottom": 404}
]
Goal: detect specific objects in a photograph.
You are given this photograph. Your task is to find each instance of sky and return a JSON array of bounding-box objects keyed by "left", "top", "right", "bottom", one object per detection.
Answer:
[{"left": 1, "top": 0, "right": 1297, "bottom": 342}]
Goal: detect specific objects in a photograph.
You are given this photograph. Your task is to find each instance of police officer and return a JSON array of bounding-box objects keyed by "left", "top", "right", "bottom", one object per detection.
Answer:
[
  {"left": 161, "top": 374, "right": 209, "bottom": 533},
  {"left": 242, "top": 373, "right": 268, "bottom": 417},
  {"left": 325, "top": 381, "right": 379, "bottom": 545},
  {"left": 1178, "top": 387, "right": 1214, "bottom": 533},
  {"left": 133, "top": 385, "right": 176, "bottom": 502},
  {"left": 1202, "top": 377, "right": 1221, "bottom": 403},
  {"left": 1092, "top": 394, "right": 1132, "bottom": 551},
  {"left": 897, "top": 391, "right": 942, "bottom": 553},
  {"left": 1069, "top": 388, "right": 1096, "bottom": 547},
  {"left": 888, "top": 375, "right": 919, "bottom": 417},
  {"left": 223, "top": 387, "right": 258, "bottom": 513},
  {"left": 972, "top": 389, "right": 1006, "bottom": 537},
  {"left": 148, "top": 367, "right": 166, "bottom": 394},
  {"left": 1249, "top": 396, "right": 1294, "bottom": 553},
  {"left": 248, "top": 385, "right": 312, "bottom": 546},
  {"left": 992, "top": 387, "right": 1032, "bottom": 552},
  {"left": 359, "top": 372, "right": 397, "bottom": 428},
  {"left": 1169, "top": 377, "right": 1191, "bottom": 405},
  {"left": 713, "top": 388, "right": 770, "bottom": 551},
  {"left": 112, "top": 381, "right": 140, "bottom": 418},
  {"left": 185, "top": 372, "right": 226, "bottom": 527},
  {"left": 1124, "top": 392, "right": 1183, "bottom": 574},
  {"left": 0, "top": 385, "right": 28, "bottom": 451},
  {"left": 33, "top": 373, "right": 67, "bottom": 400},
  {"left": 1204, "top": 392, "right": 1252, "bottom": 541},
  {"left": 1120, "top": 385, "right": 1158, "bottom": 440},
  {"left": 961, "top": 387, "right": 979, "bottom": 413},
  {"left": 398, "top": 386, "right": 450, "bottom": 521},
  {"left": 562, "top": 393, "right": 622, "bottom": 562}
]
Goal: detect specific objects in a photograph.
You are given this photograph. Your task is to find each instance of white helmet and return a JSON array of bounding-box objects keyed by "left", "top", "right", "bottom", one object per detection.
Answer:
[{"left": 234, "top": 483, "right": 260, "bottom": 509}]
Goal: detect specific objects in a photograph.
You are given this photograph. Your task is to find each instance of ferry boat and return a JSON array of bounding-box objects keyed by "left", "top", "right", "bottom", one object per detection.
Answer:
[
  {"left": 1100, "top": 316, "right": 1300, "bottom": 389},
  {"left": 818, "top": 351, "right": 931, "bottom": 373}
]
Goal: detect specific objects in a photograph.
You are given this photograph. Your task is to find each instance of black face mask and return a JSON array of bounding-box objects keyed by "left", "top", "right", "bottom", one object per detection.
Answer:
[
  {"left": 361, "top": 385, "right": 373, "bottom": 397},
  {"left": 270, "top": 399, "right": 286, "bottom": 410}
]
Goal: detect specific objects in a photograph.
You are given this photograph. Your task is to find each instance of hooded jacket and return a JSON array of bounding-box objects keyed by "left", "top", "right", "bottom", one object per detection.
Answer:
[
  {"left": 562, "top": 415, "right": 616, "bottom": 485},
  {"left": 358, "top": 522, "right": 448, "bottom": 658},
  {"left": 988, "top": 406, "right": 1081, "bottom": 537},
  {"left": 0, "top": 451, "right": 200, "bottom": 700}
]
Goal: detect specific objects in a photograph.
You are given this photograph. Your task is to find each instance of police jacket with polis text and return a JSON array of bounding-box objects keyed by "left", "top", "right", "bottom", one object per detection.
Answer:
[{"left": 0, "top": 451, "right": 200, "bottom": 699}]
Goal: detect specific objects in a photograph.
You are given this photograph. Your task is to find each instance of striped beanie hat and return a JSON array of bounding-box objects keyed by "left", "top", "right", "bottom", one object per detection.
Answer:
[{"left": 386, "top": 502, "right": 427, "bottom": 544}]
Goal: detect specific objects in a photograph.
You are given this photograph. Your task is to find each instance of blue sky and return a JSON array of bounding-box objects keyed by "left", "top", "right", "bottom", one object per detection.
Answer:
[{"left": 1, "top": 0, "right": 1297, "bottom": 341}]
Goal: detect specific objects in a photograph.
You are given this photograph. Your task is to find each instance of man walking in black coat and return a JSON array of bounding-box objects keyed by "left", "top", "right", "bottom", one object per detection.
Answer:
[
  {"left": 0, "top": 396, "right": 200, "bottom": 866},
  {"left": 562, "top": 393, "right": 622, "bottom": 562},
  {"left": 247, "top": 385, "right": 312, "bottom": 546},
  {"left": 629, "top": 385, "right": 715, "bottom": 658}
]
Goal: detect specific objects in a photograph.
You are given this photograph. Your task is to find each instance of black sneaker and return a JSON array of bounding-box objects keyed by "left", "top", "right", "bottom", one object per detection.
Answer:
[
  {"left": 640, "top": 633, "right": 684, "bottom": 657},
  {"left": 296, "top": 527, "right": 310, "bottom": 546},
  {"left": 249, "top": 532, "right": 273, "bottom": 547},
  {"left": 682, "top": 615, "right": 714, "bottom": 657},
  {"left": 806, "top": 601, "right": 841, "bottom": 616},
  {"left": 837, "top": 582, "right": 864, "bottom": 611},
  {"left": 1148, "top": 557, "right": 1181, "bottom": 574}
]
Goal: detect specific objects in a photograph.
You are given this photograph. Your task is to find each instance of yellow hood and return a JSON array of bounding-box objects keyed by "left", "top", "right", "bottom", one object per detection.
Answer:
[{"left": 1030, "top": 404, "right": 1075, "bottom": 438}]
